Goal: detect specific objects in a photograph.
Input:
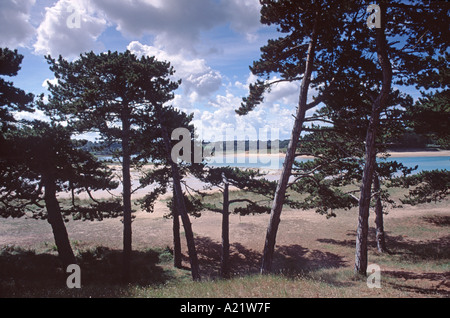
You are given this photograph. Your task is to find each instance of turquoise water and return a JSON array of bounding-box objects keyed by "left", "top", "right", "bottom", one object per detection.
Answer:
[
  {"left": 99, "top": 153, "right": 449, "bottom": 173},
  {"left": 382, "top": 156, "right": 450, "bottom": 173},
  {"left": 206, "top": 155, "right": 450, "bottom": 173}
]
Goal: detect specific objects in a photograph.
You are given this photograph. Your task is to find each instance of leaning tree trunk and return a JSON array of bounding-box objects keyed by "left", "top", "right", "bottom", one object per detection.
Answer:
[
  {"left": 221, "top": 173, "right": 230, "bottom": 279},
  {"left": 43, "top": 174, "right": 76, "bottom": 268},
  {"left": 354, "top": 2, "right": 392, "bottom": 275},
  {"left": 121, "top": 105, "right": 133, "bottom": 282},
  {"left": 172, "top": 189, "right": 183, "bottom": 269},
  {"left": 260, "top": 9, "right": 320, "bottom": 274},
  {"left": 158, "top": 110, "right": 201, "bottom": 281},
  {"left": 373, "top": 174, "right": 387, "bottom": 253}
]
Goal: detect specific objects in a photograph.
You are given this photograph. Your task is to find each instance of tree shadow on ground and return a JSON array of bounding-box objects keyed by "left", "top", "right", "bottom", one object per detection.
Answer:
[
  {"left": 0, "top": 245, "right": 172, "bottom": 297},
  {"left": 317, "top": 227, "right": 450, "bottom": 262},
  {"left": 421, "top": 215, "right": 450, "bottom": 227},
  {"left": 382, "top": 270, "right": 450, "bottom": 297},
  {"left": 271, "top": 244, "right": 352, "bottom": 287},
  {"left": 386, "top": 235, "right": 450, "bottom": 261},
  {"left": 316, "top": 229, "right": 450, "bottom": 296},
  {"left": 273, "top": 244, "right": 347, "bottom": 273},
  {"left": 189, "top": 236, "right": 261, "bottom": 278},
  {"left": 190, "top": 236, "right": 347, "bottom": 281},
  {"left": 317, "top": 229, "right": 377, "bottom": 249}
]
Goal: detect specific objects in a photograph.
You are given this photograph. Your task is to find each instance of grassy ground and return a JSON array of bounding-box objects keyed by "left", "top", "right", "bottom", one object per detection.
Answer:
[{"left": 0, "top": 188, "right": 449, "bottom": 298}]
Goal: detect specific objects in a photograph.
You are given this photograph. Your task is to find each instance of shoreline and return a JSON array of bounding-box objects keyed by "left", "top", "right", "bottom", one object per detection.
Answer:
[
  {"left": 215, "top": 150, "right": 450, "bottom": 159},
  {"left": 384, "top": 150, "right": 450, "bottom": 157},
  {"left": 64, "top": 150, "right": 448, "bottom": 201}
]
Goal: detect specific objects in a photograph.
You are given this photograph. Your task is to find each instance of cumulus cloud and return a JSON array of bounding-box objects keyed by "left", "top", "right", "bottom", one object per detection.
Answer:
[
  {"left": 42, "top": 77, "right": 58, "bottom": 89},
  {"left": 229, "top": 72, "right": 327, "bottom": 139},
  {"left": 89, "top": 0, "right": 261, "bottom": 54},
  {"left": 93, "top": 0, "right": 227, "bottom": 54},
  {"left": 193, "top": 92, "right": 249, "bottom": 141},
  {"left": 224, "top": 0, "right": 261, "bottom": 42},
  {"left": 189, "top": 89, "right": 295, "bottom": 142},
  {"left": 13, "top": 108, "right": 48, "bottom": 122},
  {"left": 0, "top": 0, "right": 35, "bottom": 48},
  {"left": 265, "top": 80, "right": 300, "bottom": 106},
  {"left": 30, "top": 0, "right": 262, "bottom": 59},
  {"left": 33, "top": 0, "right": 108, "bottom": 58},
  {"left": 128, "top": 41, "right": 222, "bottom": 100}
]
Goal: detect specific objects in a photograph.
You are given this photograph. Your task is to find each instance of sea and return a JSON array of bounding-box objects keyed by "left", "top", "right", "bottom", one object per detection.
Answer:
[
  {"left": 98, "top": 154, "right": 450, "bottom": 174},
  {"left": 205, "top": 154, "right": 450, "bottom": 174}
]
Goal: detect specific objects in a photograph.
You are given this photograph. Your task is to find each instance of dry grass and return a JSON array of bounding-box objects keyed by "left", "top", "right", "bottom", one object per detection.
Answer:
[{"left": 0, "top": 188, "right": 449, "bottom": 298}]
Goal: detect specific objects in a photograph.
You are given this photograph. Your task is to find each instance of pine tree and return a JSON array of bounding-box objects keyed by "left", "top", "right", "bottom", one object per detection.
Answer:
[
  {"left": 138, "top": 105, "right": 204, "bottom": 280},
  {"left": 42, "top": 51, "right": 207, "bottom": 281},
  {"left": 1, "top": 121, "right": 119, "bottom": 267},
  {"left": 196, "top": 166, "right": 277, "bottom": 278},
  {"left": 41, "top": 50, "right": 194, "bottom": 281},
  {"left": 239, "top": 0, "right": 448, "bottom": 275},
  {"left": 352, "top": 0, "right": 449, "bottom": 275},
  {"left": 0, "top": 48, "right": 115, "bottom": 267},
  {"left": 0, "top": 48, "right": 34, "bottom": 130},
  {"left": 237, "top": 0, "right": 366, "bottom": 274}
]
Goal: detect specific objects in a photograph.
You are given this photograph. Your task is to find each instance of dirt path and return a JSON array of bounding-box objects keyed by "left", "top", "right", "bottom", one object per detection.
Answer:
[{"left": 2, "top": 198, "right": 448, "bottom": 254}]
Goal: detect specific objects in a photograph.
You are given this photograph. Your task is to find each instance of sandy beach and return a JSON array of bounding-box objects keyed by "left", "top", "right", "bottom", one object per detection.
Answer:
[
  {"left": 386, "top": 150, "right": 450, "bottom": 157},
  {"left": 215, "top": 149, "right": 450, "bottom": 159},
  {"left": 56, "top": 150, "right": 448, "bottom": 201}
]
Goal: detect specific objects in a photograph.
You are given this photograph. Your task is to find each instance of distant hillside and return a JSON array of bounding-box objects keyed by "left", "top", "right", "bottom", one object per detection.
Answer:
[
  {"left": 79, "top": 132, "right": 445, "bottom": 157},
  {"left": 80, "top": 141, "right": 122, "bottom": 156},
  {"left": 79, "top": 139, "right": 291, "bottom": 155}
]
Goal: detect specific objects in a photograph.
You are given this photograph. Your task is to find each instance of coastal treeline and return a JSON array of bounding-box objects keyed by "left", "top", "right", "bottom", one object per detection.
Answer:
[{"left": 81, "top": 131, "right": 445, "bottom": 158}]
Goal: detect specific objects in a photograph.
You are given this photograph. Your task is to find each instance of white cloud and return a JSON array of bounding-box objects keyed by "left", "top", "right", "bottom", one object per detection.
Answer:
[
  {"left": 13, "top": 109, "right": 48, "bottom": 122},
  {"left": 182, "top": 69, "right": 308, "bottom": 142},
  {"left": 0, "top": 0, "right": 35, "bottom": 48},
  {"left": 224, "top": 0, "right": 261, "bottom": 42},
  {"left": 128, "top": 41, "right": 222, "bottom": 100},
  {"left": 91, "top": 0, "right": 226, "bottom": 54},
  {"left": 191, "top": 89, "right": 295, "bottom": 142},
  {"left": 234, "top": 72, "right": 259, "bottom": 91},
  {"left": 42, "top": 77, "right": 58, "bottom": 89},
  {"left": 264, "top": 78, "right": 300, "bottom": 105},
  {"left": 88, "top": 0, "right": 261, "bottom": 54},
  {"left": 33, "top": 0, "right": 108, "bottom": 58},
  {"left": 186, "top": 71, "right": 222, "bottom": 97},
  {"left": 29, "top": 0, "right": 263, "bottom": 61}
]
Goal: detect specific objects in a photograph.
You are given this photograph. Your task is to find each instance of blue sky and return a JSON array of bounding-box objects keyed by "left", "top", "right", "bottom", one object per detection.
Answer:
[
  {"left": 1, "top": 0, "right": 424, "bottom": 142},
  {"left": 2, "top": 0, "right": 306, "bottom": 141}
]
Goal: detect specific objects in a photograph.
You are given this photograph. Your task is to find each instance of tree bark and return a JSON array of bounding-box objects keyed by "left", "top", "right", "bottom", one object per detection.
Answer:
[
  {"left": 121, "top": 105, "right": 133, "bottom": 282},
  {"left": 354, "top": 2, "right": 392, "bottom": 275},
  {"left": 221, "top": 173, "right": 230, "bottom": 279},
  {"left": 373, "top": 174, "right": 387, "bottom": 253},
  {"left": 158, "top": 110, "right": 201, "bottom": 281},
  {"left": 354, "top": 122, "right": 378, "bottom": 275},
  {"left": 260, "top": 8, "right": 320, "bottom": 274},
  {"left": 172, "top": 189, "right": 183, "bottom": 269},
  {"left": 43, "top": 174, "right": 76, "bottom": 268}
]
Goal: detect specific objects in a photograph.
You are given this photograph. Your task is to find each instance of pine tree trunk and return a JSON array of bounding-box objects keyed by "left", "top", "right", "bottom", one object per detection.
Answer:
[
  {"left": 43, "top": 174, "right": 76, "bottom": 268},
  {"left": 354, "top": 2, "right": 392, "bottom": 275},
  {"left": 172, "top": 189, "right": 183, "bottom": 269},
  {"left": 260, "top": 9, "right": 320, "bottom": 274},
  {"left": 169, "top": 152, "right": 201, "bottom": 281},
  {"left": 121, "top": 106, "right": 133, "bottom": 282},
  {"left": 373, "top": 174, "right": 387, "bottom": 253},
  {"left": 158, "top": 111, "right": 201, "bottom": 281},
  {"left": 221, "top": 173, "right": 230, "bottom": 279},
  {"left": 354, "top": 123, "right": 378, "bottom": 275}
]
